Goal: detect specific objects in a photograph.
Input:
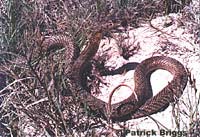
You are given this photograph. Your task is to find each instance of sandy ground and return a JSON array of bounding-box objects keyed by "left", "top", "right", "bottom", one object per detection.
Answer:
[{"left": 95, "top": 13, "right": 200, "bottom": 136}]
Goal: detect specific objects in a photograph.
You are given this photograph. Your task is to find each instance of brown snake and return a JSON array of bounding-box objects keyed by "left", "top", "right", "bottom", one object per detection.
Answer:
[
  {"left": 0, "top": 28, "right": 188, "bottom": 122},
  {"left": 68, "top": 29, "right": 188, "bottom": 122}
]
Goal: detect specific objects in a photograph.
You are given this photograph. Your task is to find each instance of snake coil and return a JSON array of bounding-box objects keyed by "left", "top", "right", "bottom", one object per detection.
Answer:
[{"left": 0, "top": 32, "right": 188, "bottom": 122}]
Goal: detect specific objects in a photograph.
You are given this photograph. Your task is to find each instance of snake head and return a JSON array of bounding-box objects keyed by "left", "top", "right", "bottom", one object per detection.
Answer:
[
  {"left": 117, "top": 101, "right": 140, "bottom": 115},
  {"left": 108, "top": 101, "right": 140, "bottom": 122}
]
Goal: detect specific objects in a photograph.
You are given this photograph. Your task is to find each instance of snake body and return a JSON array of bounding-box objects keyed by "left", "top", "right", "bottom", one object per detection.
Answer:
[
  {"left": 0, "top": 30, "right": 188, "bottom": 122},
  {"left": 112, "top": 56, "right": 188, "bottom": 121},
  {"left": 41, "top": 35, "right": 79, "bottom": 64},
  {"left": 69, "top": 31, "right": 188, "bottom": 122}
]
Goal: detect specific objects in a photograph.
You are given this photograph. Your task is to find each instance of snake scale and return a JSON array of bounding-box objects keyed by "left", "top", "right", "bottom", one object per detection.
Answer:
[{"left": 0, "top": 26, "right": 188, "bottom": 122}]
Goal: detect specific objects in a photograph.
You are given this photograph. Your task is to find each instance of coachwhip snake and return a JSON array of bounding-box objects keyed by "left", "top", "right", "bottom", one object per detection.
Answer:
[
  {"left": 0, "top": 28, "right": 188, "bottom": 122},
  {"left": 69, "top": 29, "right": 188, "bottom": 122}
]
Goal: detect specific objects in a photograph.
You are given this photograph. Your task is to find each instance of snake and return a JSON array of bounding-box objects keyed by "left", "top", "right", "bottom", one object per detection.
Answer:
[
  {"left": 67, "top": 28, "right": 188, "bottom": 122},
  {"left": 0, "top": 27, "right": 188, "bottom": 122}
]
